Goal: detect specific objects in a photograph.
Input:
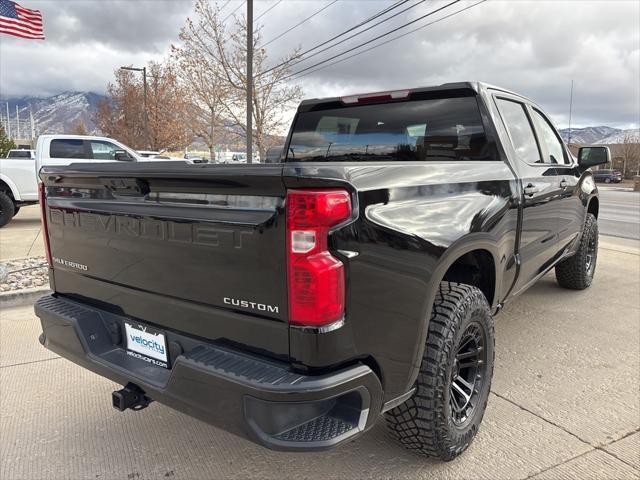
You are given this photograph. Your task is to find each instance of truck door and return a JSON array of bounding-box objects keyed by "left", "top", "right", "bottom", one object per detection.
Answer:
[
  {"left": 494, "top": 97, "right": 564, "bottom": 294},
  {"left": 528, "top": 107, "right": 584, "bottom": 253}
]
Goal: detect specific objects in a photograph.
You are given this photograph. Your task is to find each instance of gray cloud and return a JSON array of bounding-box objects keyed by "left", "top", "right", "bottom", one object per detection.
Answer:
[{"left": 1, "top": 0, "right": 638, "bottom": 128}]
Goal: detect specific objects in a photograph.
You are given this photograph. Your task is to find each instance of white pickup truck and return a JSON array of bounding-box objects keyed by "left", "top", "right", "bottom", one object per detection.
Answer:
[{"left": 0, "top": 135, "right": 173, "bottom": 227}]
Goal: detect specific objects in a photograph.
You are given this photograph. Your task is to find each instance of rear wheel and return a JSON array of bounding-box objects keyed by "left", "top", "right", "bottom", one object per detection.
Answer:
[
  {"left": 0, "top": 192, "right": 15, "bottom": 227},
  {"left": 604, "top": 178, "right": 611, "bottom": 183},
  {"left": 13, "top": 206, "right": 20, "bottom": 217},
  {"left": 555, "top": 213, "right": 598, "bottom": 290},
  {"left": 385, "top": 282, "right": 495, "bottom": 460}
]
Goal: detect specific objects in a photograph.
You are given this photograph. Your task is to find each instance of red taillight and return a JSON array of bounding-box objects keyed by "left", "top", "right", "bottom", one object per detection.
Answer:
[
  {"left": 286, "top": 189, "right": 351, "bottom": 327},
  {"left": 38, "top": 182, "right": 52, "bottom": 266}
]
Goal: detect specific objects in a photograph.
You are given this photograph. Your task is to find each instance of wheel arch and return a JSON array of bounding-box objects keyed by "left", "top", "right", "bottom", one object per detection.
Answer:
[
  {"left": 406, "top": 234, "right": 502, "bottom": 392},
  {"left": 0, "top": 175, "right": 20, "bottom": 201},
  {"left": 587, "top": 196, "right": 599, "bottom": 219}
]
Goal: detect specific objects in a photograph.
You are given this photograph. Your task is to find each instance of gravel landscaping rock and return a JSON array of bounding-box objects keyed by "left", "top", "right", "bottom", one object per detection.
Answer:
[{"left": 0, "top": 257, "right": 49, "bottom": 292}]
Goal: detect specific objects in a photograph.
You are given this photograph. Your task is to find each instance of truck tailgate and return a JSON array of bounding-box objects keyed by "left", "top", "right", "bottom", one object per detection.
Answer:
[{"left": 40, "top": 163, "right": 289, "bottom": 360}]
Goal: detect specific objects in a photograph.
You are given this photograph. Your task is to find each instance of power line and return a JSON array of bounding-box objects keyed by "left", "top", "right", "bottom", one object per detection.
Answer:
[
  {"left": 222, "top": 0, "right": 246, "bottom": 23},
  {"left": 260, "top": 0, "right": 340, "bottom": 48},
  {"left": 218, "top": 0, "right": 232, "bottom": 13},
  {"left": 255, "top": 0, "right": 282, "bottom": 22},
  {"left": 280, "top": 0, "right": 428, "bottom": 73},
  {"left": 285, "top": 0, "right": 485, "bottom": 83},
  {"left": 274, "top": 0, "right": 461, "bottom": 81},
  {"left": 260, "top": 0, "right": 412, "bottom": 76}
]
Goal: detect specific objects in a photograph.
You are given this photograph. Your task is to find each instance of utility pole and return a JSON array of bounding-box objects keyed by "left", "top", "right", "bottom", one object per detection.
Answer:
[
  {"left": 120, "top": 66, "right": 150, "bottom": 148},
  {"left": 5, "top": 102, "right": 10, "bottom": 139},
  {"left": 30, "top": 105, "right": 36, "bottom": 141},
  {"left": 16, "top": 105, "right": 20, "bottom": 140},
  {"left": 246, "top": 0, "right": 253, "bottom": 164},
  {"left": 567, "top": 79, "right": 574, "bottom": 146}
]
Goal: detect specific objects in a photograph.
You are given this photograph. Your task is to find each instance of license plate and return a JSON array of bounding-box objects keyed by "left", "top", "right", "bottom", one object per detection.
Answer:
[{"left": 124, "top": 322, "right": 169, "bottom": 368}]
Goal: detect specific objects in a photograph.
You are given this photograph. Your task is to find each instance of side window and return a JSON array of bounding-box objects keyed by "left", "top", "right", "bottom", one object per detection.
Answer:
[
  {"left": 49, "top": 139, "right": 86, "bottom": 159},
  {"left": 531, "top": 109, "right": 569, "bottom": 165},
  {"left": 90, "top": 141, "right": 131, "bottom": 161},
  {"left": 495, "top": 98, "right": 541, "bottom": 164}
]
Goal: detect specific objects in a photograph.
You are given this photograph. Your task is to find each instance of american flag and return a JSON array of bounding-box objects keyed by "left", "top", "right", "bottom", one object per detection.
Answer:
[{"left": 0, "top": 0, "right": 44, "bottom": 40}]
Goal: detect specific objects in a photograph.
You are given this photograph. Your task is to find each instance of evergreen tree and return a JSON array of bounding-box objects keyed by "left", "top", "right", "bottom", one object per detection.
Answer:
[{"left": 0, "top": 126, "right": 16, "bottom": 158}]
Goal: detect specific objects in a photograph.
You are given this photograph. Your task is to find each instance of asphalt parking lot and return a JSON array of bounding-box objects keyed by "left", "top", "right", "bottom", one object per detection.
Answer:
[
  {"left": 598, "top": 186, "right": 640, "bottom": 240},
  {"left": 1, "top": 229, "right": 639, "bottom": 479}
]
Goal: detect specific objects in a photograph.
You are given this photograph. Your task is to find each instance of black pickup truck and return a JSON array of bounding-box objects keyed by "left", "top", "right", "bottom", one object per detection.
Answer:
[{"left": 35, "top": 82, "right": 610, "bottom": 461}]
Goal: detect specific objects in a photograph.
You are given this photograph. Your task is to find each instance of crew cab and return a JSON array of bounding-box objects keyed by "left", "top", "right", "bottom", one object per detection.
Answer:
[
  {"left": 34, "top": 82, "right": 609, "bottom": 460},
  {"left": 0, "top": 135, "right": 181, "bottom": 227}
]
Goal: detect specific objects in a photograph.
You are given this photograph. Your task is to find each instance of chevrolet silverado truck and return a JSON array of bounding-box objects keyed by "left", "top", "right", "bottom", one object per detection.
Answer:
[{"left": 34, "top": 82, "right": 610, "bottom": 460}]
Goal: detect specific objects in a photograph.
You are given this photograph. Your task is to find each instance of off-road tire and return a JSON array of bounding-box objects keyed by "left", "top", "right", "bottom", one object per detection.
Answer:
[
  {"left": 0, "top": 192, "right": 15, "bottom": 228},
  {"left": 385, "top": 282, "right": 495, "bottom": 461},
  {"left": 555, "top": 213, "right": 598, "bottom": 290}
]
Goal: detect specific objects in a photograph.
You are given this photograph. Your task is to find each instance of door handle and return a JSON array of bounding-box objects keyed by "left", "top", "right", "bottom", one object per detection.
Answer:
[
  {"left": 524, "top": 184, "right": 539, "bottom": 196},
  {"left": 560, "top": 179, "right": 568, "bottom": 189}
]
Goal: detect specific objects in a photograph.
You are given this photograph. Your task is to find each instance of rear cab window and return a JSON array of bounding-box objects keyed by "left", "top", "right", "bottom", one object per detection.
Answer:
[
  {"left": 7, "top": 150, "right": 33, "bottom": 159},
  {"left": 287, "top": 95, "right": 497, "bottom": 162}
]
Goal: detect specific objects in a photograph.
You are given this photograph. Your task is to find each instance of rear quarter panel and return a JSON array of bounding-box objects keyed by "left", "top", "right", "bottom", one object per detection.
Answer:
[{"left": 284, "top": 161, "right": 519, "bottom": 400}]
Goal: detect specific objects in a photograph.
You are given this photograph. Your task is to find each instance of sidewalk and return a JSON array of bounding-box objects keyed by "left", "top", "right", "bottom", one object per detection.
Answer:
[{"left": 0, "top": 205, "right": 44, "bottom": 261}]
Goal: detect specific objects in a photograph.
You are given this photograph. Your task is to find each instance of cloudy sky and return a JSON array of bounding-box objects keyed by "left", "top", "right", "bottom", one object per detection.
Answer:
[{"left": 1, "top": 0, "right": 638, "bottom": 128}]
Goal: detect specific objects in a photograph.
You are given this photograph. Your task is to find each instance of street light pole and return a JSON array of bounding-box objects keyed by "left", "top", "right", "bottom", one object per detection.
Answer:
[
  {"left": 120, "top": 66, "right": 150, "bottom": 149},
  {"left": 246, "top": 0, "right": 253, "bottom": 164}
]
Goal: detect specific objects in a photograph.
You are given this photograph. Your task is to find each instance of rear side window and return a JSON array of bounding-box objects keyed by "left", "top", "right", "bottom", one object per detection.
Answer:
[
  {"left": 287, "top": 97, "right": 496, "bottom": 162},
  {"left": 495, "top": 99, "right": 541, "bottom": 164},
  {"left": 49, "top": 139, "right": 86, "bottom": 159}
]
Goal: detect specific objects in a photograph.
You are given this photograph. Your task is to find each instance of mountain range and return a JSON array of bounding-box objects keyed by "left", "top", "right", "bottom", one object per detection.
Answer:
[
  {"left": 558, "top": 126, "right": 640, "bottom": 145},
  {"left": 2, "top": 92, "right": 105, "bottom": 137},
  {"left": 2, "top": 92, "right": 638, "bottom": 145}
]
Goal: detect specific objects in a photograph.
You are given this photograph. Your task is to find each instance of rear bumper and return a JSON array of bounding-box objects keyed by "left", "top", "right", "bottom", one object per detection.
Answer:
[{"left": 35, "top": 294, "right": 383, "bottom": 451}]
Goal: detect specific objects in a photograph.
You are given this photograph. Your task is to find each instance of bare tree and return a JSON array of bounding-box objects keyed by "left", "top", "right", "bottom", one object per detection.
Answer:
[
  {"left": 172, "top": 27, "right": 229, "bottom": 161},
  {"left": 617, "top": 132, "right": 640, "bottom": 178},
  {"left": 175, "top": 0, "right": 303, "bottom": 161},
  {"left": 95, "top": 69, "right": 146, "bottom": 148},
  {"left": 95, "top": 62, "right": 191, "bottom": 151}
]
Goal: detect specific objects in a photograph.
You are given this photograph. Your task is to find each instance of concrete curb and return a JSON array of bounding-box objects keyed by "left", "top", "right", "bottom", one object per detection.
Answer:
[{"left": 0, "top": 287, "right": 51, "bottom": 309}]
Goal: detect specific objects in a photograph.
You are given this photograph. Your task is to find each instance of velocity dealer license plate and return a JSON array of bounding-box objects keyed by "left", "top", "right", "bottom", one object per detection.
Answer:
[{"left": 125, "top": 322, "right": 169, "bottom": 368}]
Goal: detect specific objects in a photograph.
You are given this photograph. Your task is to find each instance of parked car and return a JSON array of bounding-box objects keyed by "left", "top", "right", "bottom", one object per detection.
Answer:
[
  {"left": 264, "top": 146, "right": 284, "bottom": 163},
  {"left": 0, "top": 135, "right": 191, "bottom": 227},
  {"left": 6, "top": 149, "right": 35, "bottom": 159},
  {"left": 35, "top": 82, "right": 609, "bottom": 460},
  {"left": 0, "top": 151, "right": 38, "bottom": 226},
  {"left": 592, "top": 169, "right": 622, "bottom": 183},
  {"left": 137, "top": 150, "right": 161, "bottom": 158},
  {"left": 184, "top": 154, "right": 207, "bottom": 164}
]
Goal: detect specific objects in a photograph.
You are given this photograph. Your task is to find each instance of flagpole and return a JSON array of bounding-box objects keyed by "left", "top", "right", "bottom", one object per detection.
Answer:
[{"left": 16, "top": 105, "right": 20, "bottom": 140}]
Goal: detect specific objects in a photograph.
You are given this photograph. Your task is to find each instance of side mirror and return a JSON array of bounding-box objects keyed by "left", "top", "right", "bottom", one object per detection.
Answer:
[
  {"left": 114, "top": 150, "right": 132, "bottom": 161},
  {"left": 578, "top": 146, "right": 610, "bottom": 169}
]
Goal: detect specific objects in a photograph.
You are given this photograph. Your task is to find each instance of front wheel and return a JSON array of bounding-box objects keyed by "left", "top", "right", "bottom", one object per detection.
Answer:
[
  {"left": 0, "top": 192, "right": 15, "bottom": 227},
  {"left": 385, "top": 282, "right": 495, "bottom": 461},
  {"left": 604, "top": 178, "right": 611, "bottom": 183},
  {"left": 555, "top": 213, "right": 598, "bottom": 290}
]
